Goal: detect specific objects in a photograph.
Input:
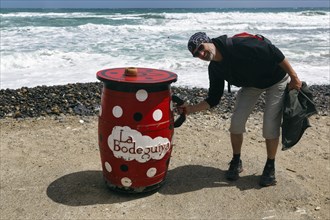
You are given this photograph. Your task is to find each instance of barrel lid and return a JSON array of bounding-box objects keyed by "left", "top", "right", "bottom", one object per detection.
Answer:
[{"left": 96, "top": 67, "right": 177, "bottom": 85}]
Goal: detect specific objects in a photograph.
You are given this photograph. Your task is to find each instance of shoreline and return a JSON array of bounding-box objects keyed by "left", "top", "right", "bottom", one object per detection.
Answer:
[{"left": 0, "top": 82, "right": 329, "bottom": 119}]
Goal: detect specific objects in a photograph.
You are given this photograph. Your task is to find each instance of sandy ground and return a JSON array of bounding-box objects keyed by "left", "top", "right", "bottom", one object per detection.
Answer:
[{"left": 0, "top": 113, "right": 329, "bottom": 220}]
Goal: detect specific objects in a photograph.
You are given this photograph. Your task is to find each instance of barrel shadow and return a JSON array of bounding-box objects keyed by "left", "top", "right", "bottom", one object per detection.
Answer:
[
  {"left": 46, "top": 170, "right": 147, "bottom": 206},
  {"left": 46, "top": 165, "right": 260, "bottom": 206}
]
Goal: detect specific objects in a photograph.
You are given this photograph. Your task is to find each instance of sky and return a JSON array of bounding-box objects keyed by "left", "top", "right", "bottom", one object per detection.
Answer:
[{"left": 1, "top": 0, "right": 329, "bottom": 9}]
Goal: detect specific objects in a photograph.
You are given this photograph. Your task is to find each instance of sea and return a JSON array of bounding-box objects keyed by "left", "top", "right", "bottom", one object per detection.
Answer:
[{"left": 1, "top": 8, "right": 329, "bottom": 90}]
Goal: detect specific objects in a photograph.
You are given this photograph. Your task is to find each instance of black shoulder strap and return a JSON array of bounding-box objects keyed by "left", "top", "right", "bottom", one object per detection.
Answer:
[{"left": 225, "top": 37, "right": 233, "bottom": 93}]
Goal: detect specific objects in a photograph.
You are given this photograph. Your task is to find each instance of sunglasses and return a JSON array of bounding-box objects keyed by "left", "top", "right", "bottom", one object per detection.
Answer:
[{"left": 193, "top": 44, "right": 205, "bottom": 57}]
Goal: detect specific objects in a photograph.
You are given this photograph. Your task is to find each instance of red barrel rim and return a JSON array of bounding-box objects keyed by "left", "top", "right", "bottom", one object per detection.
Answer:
[{"left": 96, "top": 67, "right": 177, "bottom": 85}]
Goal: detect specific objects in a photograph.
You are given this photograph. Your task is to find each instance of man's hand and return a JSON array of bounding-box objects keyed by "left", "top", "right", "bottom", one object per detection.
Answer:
[
  {"left": 177, "top": 103, "right": 191, "bottom": 115},
  {"left": 288, "top": 77, "right": 302, "bottom": 90}
]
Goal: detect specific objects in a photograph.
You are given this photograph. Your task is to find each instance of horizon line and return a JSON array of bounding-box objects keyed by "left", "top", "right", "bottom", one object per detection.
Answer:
[{"left": 1, "top": 6, "right": 329, "bottom": 9}]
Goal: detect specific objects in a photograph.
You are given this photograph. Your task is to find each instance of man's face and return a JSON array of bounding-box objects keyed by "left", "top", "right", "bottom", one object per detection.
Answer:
[{"left": 193, "top": 43, "right": 215, "bottom": 61}]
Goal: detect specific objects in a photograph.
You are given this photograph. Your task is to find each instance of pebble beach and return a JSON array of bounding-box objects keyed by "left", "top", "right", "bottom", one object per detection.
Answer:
[{"left": 0, "top": 83, "right": 329, "bottom": 119}]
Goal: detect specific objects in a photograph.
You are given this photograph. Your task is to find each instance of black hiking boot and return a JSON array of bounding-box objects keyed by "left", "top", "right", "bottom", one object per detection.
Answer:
[
  {"left": 225, "top": 159, "right": 243, "bottom": 181},
  {"left": 259, "top": 164, "right": 277, "bottom": 187}
]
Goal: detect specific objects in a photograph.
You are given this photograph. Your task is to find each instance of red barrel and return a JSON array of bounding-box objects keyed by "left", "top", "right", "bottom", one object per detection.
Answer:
[{"left": 96, "top": 67, "right": 177, "bottom": 193}]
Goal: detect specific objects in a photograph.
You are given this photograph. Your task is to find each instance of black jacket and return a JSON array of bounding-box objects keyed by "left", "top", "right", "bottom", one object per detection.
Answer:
[
  {"left": 205, "top": 35, "right": 287, "bottom": 107},
  {"left": 281, "top": 82, "right": 317, "bottom": 150}
]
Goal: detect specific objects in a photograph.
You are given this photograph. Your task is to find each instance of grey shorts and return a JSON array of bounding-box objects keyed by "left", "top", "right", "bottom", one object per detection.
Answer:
[{"left": 229, "top": 75, "right": 289, "bottom": 139}]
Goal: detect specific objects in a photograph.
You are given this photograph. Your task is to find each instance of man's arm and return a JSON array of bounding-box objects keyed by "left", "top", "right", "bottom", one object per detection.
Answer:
[
  {"left": 279, "top": 58, "right": 302, "bottom": 90},
  {"left": 181, "top": 100, "right": 210, "bottom": 115}
]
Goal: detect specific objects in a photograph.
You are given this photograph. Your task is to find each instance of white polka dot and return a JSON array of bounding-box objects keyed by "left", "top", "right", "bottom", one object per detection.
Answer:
[
  {"left": 147, "top": 167, "right": 157, "bottom": 177},
  {"left": 99, "top": 106, "right": 102, "bottom": 117},
  {"left": 121, "top": 177, "right": 132, "bottom": 187},
  {"left": 136, "top": 89, "right": 148, "bottom": 102},
  {"left": 112, "top": 106, "right": 123, "bottom": 118},
  {"left": 153, "top": 109, "right": 163, "bottom": 121},
  {"left": 105, "top": 162, "right": 112, "bottom": 173}
]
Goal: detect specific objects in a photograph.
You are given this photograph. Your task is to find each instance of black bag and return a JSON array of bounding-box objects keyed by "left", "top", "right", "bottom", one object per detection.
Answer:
[{"left": 281, "top": 82, "right": 318, "bottom": 150}]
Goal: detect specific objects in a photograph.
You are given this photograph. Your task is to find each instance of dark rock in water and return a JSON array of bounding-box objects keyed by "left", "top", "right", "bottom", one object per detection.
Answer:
[{"left": 0, "top": 83, "right": 328, "bottom": 119}]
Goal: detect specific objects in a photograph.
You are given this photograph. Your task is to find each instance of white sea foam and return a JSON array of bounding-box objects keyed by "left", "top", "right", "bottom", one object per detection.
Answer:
[{"left": 1, "top": 9, "right": 329, "bottom": 89}]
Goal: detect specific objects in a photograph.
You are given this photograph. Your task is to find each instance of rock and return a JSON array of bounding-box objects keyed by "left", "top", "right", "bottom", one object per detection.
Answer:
[
  {"left": 295, "top": 207, "right": 306, "bottom": 215},
  {"left": 14, "top": 111, "right": 22, "bottom": 118},
  {"left": 51, "top": 106, "right": 60, "bottom": 114}
]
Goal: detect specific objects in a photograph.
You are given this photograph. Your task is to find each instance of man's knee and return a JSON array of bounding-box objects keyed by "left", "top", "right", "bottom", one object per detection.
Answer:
[{"left": 229, "top": 118, "right": 246, "bottom": 134}]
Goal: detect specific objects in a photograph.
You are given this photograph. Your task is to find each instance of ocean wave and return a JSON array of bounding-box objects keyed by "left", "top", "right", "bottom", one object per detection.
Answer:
[
  {"left": 2, "top": 10, "right": 329, "bottom": 29},
  {"left": 320, "top": 53, "right": 330, "bottom": 58},
  {"left": 1, "top": 8, "right": 329, "bottom": 89},
  {"left": 299, "top": 11, "right": 328, "bottom": 16},
  {"left": 0, "top": 12, "right": 96, "bottom": 18},
  {"left": 0, "top": 11, "right": 165, "bottom": 21},
  {"left": 138, "top": 13, "right": 166, "bottom": 20}
]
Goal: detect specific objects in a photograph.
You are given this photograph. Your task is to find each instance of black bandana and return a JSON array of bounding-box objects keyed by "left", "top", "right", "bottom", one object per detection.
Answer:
[{"left": 187, "top": 32, "right": 212, "bottom": 56}]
